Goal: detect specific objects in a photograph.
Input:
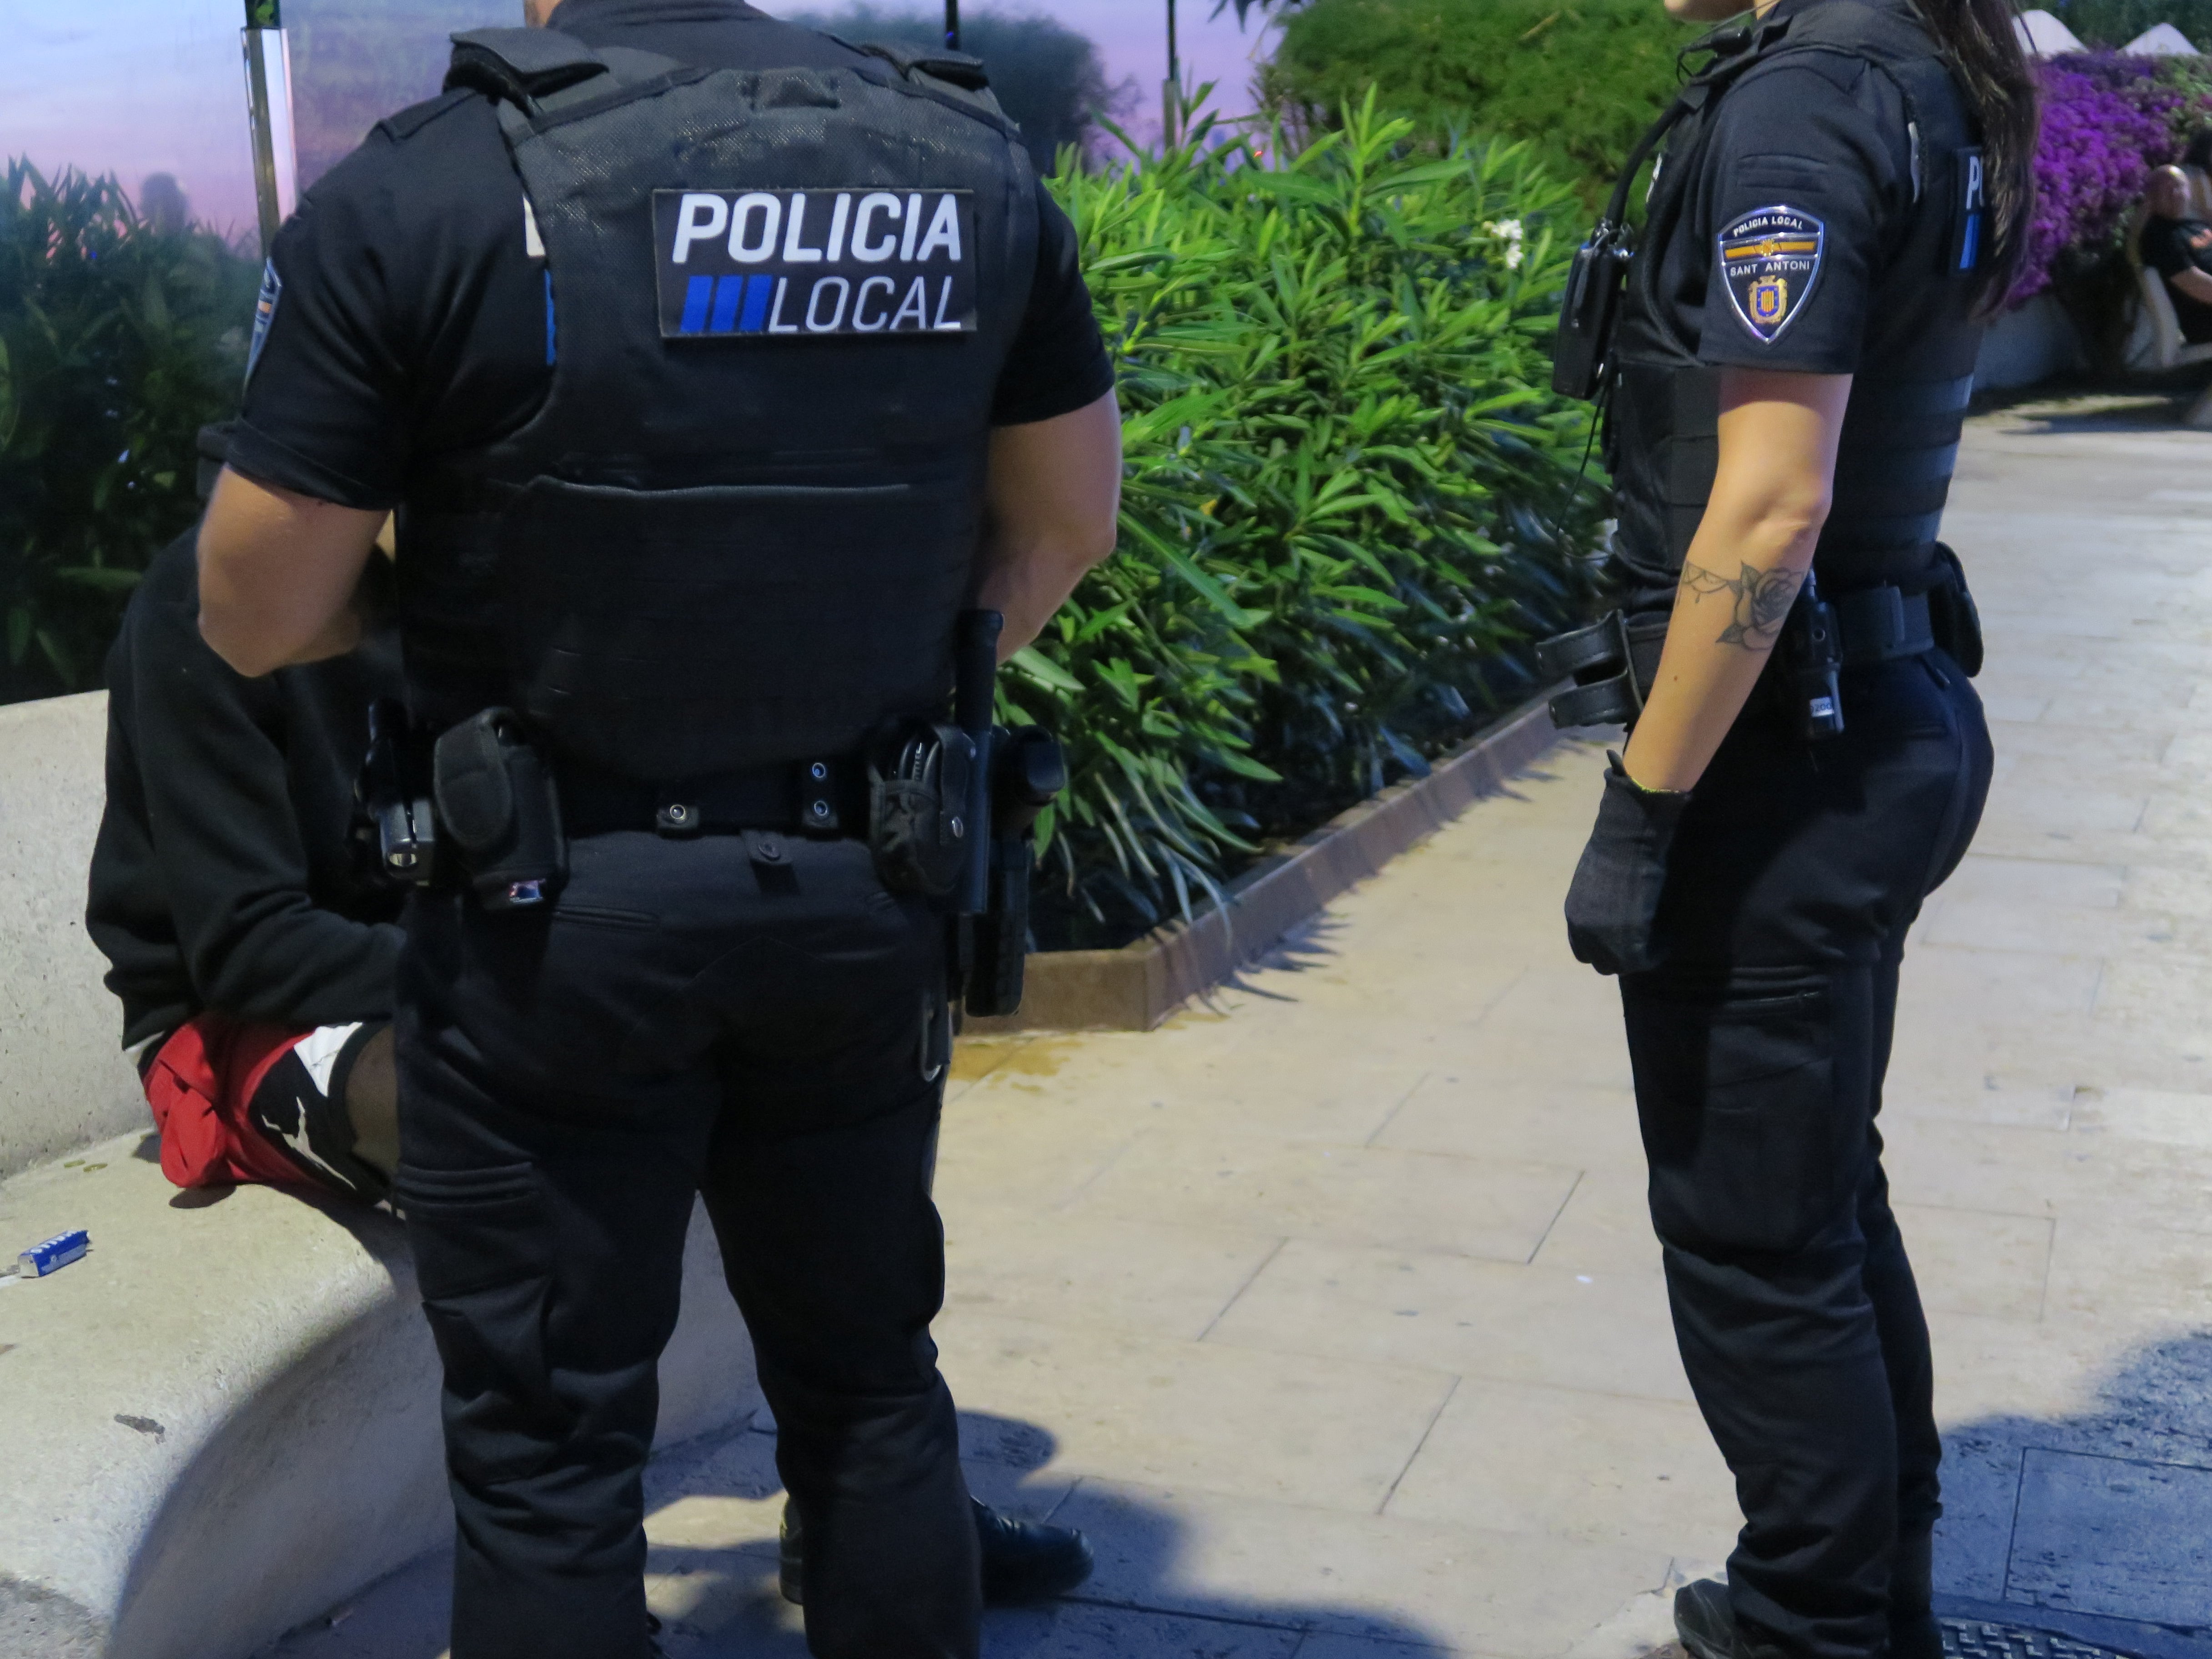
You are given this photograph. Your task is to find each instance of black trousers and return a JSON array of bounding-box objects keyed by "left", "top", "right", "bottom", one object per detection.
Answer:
[
  {"left": 395, "top": 831, "right": 980, "bottom": 1659},
  {"left": 1623, "top": 653, "right": 1992, "bottom": 1659}
]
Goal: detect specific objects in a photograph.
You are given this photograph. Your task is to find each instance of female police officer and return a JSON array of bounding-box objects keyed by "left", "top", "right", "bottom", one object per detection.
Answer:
[{"left": 1555, "top": 1, "right": 2036, "bottom": 1656}]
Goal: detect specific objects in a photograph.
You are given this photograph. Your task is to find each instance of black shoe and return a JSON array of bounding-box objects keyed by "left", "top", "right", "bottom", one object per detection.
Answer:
[
  {"left": 1674, "top": 1579, "right": 1762, "bottom": 1659},
  {"left": 975, "top": 1497, "right": 1096, "bottom": 1603},
  {"left": 778, "top": 1496, "right": 1095, "bottom": 1607}
]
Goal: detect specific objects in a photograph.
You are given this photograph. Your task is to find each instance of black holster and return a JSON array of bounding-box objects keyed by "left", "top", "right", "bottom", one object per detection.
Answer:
[
  {"left": 357, "top": 698, "right": 438, "bottom": 889},
  {"left": 432, "top": 709, "right": 568, "bottom": 910},
  {"left": 1536, "top": 611, "right": 1671, "bottom": 729},
  {"left": 1926, "top": 542, "right": 1984, "bottom": 676},
  {"left": 966, "top": 725, "right": 1066, "bottom": 1020}
]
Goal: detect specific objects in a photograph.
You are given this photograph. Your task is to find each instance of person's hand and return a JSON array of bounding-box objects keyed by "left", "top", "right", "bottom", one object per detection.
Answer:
[{"left": 1563, "top": 752, "right": 1691, "bottom": 977}]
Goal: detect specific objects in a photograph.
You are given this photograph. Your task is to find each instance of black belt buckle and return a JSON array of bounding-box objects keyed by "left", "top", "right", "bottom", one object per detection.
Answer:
[{"left": 1537, "top": 611, "right": 1645, "bottom": 729}]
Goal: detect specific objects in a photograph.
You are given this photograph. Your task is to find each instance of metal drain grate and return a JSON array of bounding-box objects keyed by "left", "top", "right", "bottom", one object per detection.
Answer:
[{"left": 1943, "top": 1619, "right": 2131, "bottom": 1659}]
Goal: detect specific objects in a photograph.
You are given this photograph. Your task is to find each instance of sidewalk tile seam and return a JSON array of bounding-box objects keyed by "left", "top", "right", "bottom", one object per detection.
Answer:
[
  {"left": 1196, "top": 1236, "right": 1292, "bottom": 1343},
  {"left": 1377, "top": 1374, "right": 1462, "bottom": 1518},
  {"left": 1187, "top": 1333, "right": 1705, "bottom": 1416},
  {"left": 1527, "top": 1168, "right": 1589, "bottom": 1267},
  {"left": 1362, "top": 1073, "right": 1434, "bottom": 1150}
]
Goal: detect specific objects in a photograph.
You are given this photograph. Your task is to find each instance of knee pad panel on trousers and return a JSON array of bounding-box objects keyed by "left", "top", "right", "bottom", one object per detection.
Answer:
[
  {"left": 1628, "top": 980, "right": 1865, "bottom": 1257},
  {"left": 397, "top": 1160, "right": 569, "bottom": 1486}
]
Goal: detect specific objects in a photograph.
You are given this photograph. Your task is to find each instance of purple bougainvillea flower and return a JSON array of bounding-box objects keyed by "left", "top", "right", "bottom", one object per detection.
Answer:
[{"left": 2013, "top": 51, "right": 2191, "bottom": 307}]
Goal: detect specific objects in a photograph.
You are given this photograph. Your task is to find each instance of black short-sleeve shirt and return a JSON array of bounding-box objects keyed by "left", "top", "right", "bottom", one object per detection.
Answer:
[
  {"left": 1642, "top": 0, "right": 1915, "bottom": 378},
  {"left": 2142, "top": 214, "right": 2212, "bottom": 344},
  {"left": 231, "top": 0, "right": 1114, "bottom": 510}
]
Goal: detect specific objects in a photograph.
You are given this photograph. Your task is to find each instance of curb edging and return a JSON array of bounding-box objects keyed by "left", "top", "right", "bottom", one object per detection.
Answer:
[{"left": 969, "top": 691, "right": 1569, "bottom": 1034}]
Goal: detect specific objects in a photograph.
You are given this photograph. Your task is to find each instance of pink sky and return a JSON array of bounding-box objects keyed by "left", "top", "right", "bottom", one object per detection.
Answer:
[{"left": 0, "top": 2, "right": 1277, "bottom": 236}]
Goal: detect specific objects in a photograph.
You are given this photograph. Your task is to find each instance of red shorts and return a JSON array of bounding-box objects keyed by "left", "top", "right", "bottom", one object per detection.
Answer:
[{"left": 143, "top": 1015, "right": 357, "bottom": 1193}]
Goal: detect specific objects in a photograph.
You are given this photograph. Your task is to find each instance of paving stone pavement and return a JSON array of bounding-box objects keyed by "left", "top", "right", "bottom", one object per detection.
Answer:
[{"left": 275, "top": 399, "right": 2212, "bottom": 1659}]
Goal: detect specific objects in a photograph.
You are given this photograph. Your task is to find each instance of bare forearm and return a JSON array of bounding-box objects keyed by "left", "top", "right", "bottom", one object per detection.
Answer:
[
  {"left": 975, "top": 529, "right": 1106, "bottom": 659},
  {"left": 198, "top": 469, "right": 385, "bottom": 677},
  {"left": 975, "top": 391, "right": 1123, "bottom": 661},
  {"left": 1619, "top": 367, "right": 1850, "bottom": 793},
  {"left": 2172, "top": 266, "right": 2212, "bottom": 306},
  {"left": 1619, "top": 520, "right": 1817, "bottom": 792}
]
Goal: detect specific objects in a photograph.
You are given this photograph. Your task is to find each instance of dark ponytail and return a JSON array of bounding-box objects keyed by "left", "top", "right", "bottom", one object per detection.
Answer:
[{"left": 1913, "top": 0, "right": 2041, "bottom": 314}]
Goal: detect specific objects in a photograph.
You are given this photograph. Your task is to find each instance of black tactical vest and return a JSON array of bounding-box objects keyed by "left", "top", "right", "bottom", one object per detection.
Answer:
[
  {"left": 397, "top": 28, "right": 1040, "bottom": 781},
  {"left": 1607, "top": 0, "right": 1985, "bottom": 612}
]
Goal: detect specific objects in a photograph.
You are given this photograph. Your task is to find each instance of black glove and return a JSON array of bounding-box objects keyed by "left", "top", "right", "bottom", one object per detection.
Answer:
[{"left": 1564, "top": 751, "right": 1689, "bottom": 977}]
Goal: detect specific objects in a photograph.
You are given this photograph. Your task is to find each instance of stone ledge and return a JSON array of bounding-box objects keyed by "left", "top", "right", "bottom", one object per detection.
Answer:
[
  {"left": 0, "top": 1137, "right": 757, "bottom": 1659},
  {"left": 971, "top": 692, "right": 1564, "bottom": 1034}
]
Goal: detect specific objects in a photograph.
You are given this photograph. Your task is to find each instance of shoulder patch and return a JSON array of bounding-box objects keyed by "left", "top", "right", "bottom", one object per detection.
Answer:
[
  {"left": 1717, "top": 205, "right": 1825, "bottom": 344},
  {"left": 244, "top": 259, "right": 282, "bottom": 387}
]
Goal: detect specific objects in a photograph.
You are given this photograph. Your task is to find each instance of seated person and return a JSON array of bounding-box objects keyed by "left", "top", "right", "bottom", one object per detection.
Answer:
[
  {"left": 2142, "top": 164, "right": 2212, "bottom": 346},
  {"left": 2183, "top": 130, "right": 2212, "bottom": 221},
  {"left": 86, "top": 425, "right": 403, "bottom": 1204}
]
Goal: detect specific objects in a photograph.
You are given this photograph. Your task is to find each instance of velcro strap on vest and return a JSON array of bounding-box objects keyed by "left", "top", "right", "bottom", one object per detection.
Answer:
[
  {"left": 850, "top": 40, "right": 992, "bottom": 91},
  {"left": 447, "top": 28, "right": 610, "bottom": 108}
]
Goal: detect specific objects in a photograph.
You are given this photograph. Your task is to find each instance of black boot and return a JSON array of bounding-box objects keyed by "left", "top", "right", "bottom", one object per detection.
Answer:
[
  {"left": 779, "top": 1496, "right": 1094, "bottom": 1606},
  {"left": 1673, "top": 1579, "right": 1769, "bottom": 1659},
  {"left": 974, "top": 1497, "right": 1096, "bottom": 1603},
  {"left": 1891, "top": 1531, "right": 1944, "bottom": 1659}
]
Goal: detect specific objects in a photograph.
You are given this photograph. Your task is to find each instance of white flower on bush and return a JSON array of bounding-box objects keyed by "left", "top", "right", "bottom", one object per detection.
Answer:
[{"left": 1483, "top": 217, "right": 1525, "bottom": 271}]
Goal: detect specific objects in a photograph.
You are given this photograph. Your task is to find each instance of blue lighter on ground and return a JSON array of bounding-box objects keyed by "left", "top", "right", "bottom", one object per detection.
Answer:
[{"left": 17, "top": 1230, "right": 90, "bottom": 1279}]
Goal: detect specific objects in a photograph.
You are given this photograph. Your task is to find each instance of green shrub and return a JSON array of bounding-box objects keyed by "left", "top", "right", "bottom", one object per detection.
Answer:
[
  {"left": 1017, "top": 96, "right": 1606, "bottom": 945},
  {"left": 1260, "top": 0, "right": 1702, "bottom": 209},
  {"left": 0, "top": 161, "right": 259, "bottom": 702}
]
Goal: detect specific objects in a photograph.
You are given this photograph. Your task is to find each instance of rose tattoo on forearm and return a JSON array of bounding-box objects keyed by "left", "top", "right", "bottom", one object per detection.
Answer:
[{"left": 1679, "top": 560, "right": 1805, "bottom": 650}]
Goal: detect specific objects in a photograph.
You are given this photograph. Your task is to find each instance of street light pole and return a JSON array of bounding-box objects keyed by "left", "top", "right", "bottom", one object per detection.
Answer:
[
  {"left": 1163, "top": 0, "right": 1180, "bottom": 148},
  {"left": 944, "top": 0, "right": 960, "bottom": 50},
  {"left": 240, "top": 0, "right": 297, "bottom": 259}
]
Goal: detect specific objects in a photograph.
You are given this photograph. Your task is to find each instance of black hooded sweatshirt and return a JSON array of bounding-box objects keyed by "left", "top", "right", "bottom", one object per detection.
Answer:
[{"left": 84, "top": 531, "right": 405, "bottom": 1051}]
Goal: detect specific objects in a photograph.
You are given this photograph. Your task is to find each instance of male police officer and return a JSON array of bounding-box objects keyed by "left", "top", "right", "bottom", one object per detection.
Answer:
[{"left": 195, "top": 3, "right": 1122, "bottom": 1656}]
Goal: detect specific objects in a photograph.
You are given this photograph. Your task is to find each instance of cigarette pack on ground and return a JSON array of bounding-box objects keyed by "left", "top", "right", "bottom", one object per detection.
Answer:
[{"left": 17, "top": 1230, "right": 90, "bottom": 1278}]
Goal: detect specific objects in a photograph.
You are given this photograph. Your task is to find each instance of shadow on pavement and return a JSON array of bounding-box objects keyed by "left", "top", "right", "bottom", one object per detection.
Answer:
[
  {"left": 1935, "top": 1332, "right": 2212, "bottom": 1658},
  {"left": 643, "top": 1408, "right": 1453, "bottom": 1657},
  {"left": 290, "top": 1404, "right": 1451, "bottom": 1656}
]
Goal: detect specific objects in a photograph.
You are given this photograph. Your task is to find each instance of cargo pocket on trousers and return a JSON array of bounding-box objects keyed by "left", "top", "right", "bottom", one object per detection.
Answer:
[
  {"left": 396, "top": 1160, "right": 566, "bottom": 1486},
  {"left": 1627, "top": 984, "right": 1856, "bottom": 1256}
]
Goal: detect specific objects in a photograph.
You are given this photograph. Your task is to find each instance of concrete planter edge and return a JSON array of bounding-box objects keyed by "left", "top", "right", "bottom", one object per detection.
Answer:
[{"left": 968, "top": 689, "right": 1567, "bottom": 1035}]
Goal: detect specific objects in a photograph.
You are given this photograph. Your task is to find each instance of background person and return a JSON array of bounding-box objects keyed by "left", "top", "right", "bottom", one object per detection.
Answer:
[
  {"left": 1560, "top": 0, "right": 2031, "bottom": 1655},
  {"left": 2142, "top": 163, "right": 2212, "bottom": 345},
  {"left": 86, "top": 424, "right": 403, "bottom": 1206},
  {"left": 2180, "top": 128, "right": 2212, "bottom": 220},
  {"left": 193, "top": 2, "right": 1124, "bottom": 1657}
]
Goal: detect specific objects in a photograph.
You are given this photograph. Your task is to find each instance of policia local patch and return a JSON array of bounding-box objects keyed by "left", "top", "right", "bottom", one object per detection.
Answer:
[
  {"left": 654, "top": 188, "right": 976, "bottom": 339},
  {"left": 1718, "top": 205, "right": 1826, "bottom": 345}
]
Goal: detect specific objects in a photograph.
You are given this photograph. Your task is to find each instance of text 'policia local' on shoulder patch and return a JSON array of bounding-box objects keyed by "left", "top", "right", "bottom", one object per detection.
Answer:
[
  {"left": 1717, "top": 205, "right": 1826, "bottom": 345},
  {"left": 654, "top": 189, "right": 976, "bottom": 340}
]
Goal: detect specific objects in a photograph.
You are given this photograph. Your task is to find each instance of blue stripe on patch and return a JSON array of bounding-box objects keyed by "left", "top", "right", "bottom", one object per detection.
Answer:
[
  {"left": 709, "top": 274, "right": 746, "bottom": 334},
  {"left": 679, "top": 275, "right": 714, "bottom": 335},
  {"left": 545, "top": 271, "right": 558, "bottom": 365},
  {"left": 1959, "top": 214, "right": 1981, "bottom": 273},
  {"left": 739, "top": 275, "right": 774, "bottom": 333}
]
